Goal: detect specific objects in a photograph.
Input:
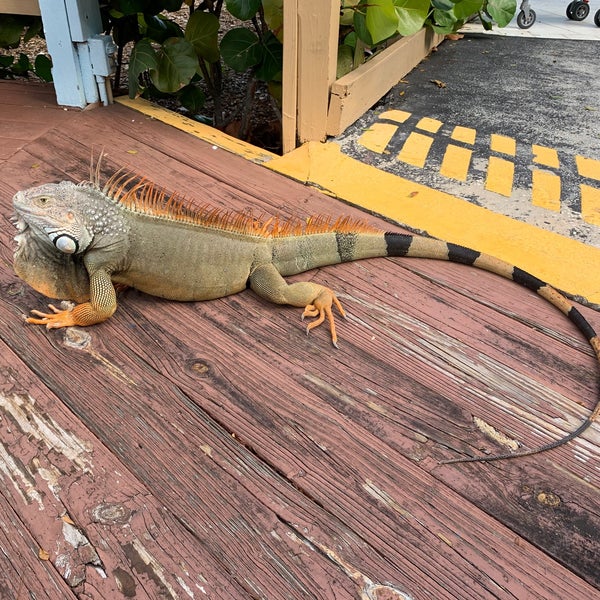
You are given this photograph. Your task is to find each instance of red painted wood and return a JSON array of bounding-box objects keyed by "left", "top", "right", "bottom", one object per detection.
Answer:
[{"left": 1, "top": 80, "right": 599, "bottom": 598}]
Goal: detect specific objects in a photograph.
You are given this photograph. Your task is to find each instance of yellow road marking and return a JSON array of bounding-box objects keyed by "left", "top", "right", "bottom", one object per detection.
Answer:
[
  {"left": 416, "top": 117, "right": 442, "bottom": 133},
  {"left": 379, "top": 109, "right": 412, "bottom": 123},
  {"left": 485, "top": 156, "right": 514, "bottom": 196},
  {"left": 397, "top": 132, "right": 434, "bottom": 167},
  {"left": 357, "top": 122, "right": 397, "bottom": 154},
  {"left": 490, "top": 133, "right": 516, "bottom": 156},
  {"left": 267, "top": 142, "right": 600, "bottom": 304},
  {"left": 532, "top": 170, "right": 561, "bottom": 212},
  {"left": 440, "top": 145, "right": 472, "bottom": 181},
  {"left": 451, "top": 125, "right": 476, "bottom": 145},
  {"left": 581, "top": 184, "right": 600, "bottom": 225},
  {"left": 532, "top": 144, "right": 560, "bottom": 168},
  {"left": 576, "top": 155, "right": 600, "bottom": 181}
]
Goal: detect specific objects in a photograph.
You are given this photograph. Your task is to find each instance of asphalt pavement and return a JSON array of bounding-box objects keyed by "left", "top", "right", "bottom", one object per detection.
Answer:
[{"left": 333, "top": 0, "right": 600, "bottom": 249}]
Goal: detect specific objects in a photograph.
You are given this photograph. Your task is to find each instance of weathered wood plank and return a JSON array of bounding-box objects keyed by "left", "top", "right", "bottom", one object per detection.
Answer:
[{"left": 1, "top": 86, "right": 600, "bottom": 597}]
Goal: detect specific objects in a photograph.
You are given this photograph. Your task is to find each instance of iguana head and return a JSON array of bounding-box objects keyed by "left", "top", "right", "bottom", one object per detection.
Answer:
[{"left": 13, "top": 181, "right": 99, "bottom": 255}]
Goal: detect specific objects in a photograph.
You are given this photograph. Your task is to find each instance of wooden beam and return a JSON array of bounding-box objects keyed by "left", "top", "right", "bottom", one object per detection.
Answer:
[
  {"left": 0, "top": 0, "right": 40, "bottom": 15},
  {"left": 327, "top": 29, "right": 444, "bottom": 136}
]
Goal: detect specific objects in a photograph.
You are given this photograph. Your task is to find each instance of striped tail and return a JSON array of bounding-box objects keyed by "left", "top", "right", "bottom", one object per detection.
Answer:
[{"left": 383, "top": 232, "right": 600, "bottom": 464}]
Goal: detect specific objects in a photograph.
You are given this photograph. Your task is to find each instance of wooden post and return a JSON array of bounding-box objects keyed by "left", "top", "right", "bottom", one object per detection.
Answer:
[
  {"left": 294, "top": 1, "right": 339, "bottom": 145},
  {"left": 281, "top": 0, "right": 299, "bottom": 155}
]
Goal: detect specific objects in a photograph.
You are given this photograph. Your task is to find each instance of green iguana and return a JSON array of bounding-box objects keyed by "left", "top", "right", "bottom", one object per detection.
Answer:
[{"left": 12, "top": 166, "right": 600, "bottom": 464}]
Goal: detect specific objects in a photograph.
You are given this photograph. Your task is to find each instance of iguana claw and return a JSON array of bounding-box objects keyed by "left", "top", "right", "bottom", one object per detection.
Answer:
[
  {"left": 301, "top": 289, "right": 346, "bottom": 348},
  {"left": 26, "top": 303, "right": 77, "bottom": 329}
]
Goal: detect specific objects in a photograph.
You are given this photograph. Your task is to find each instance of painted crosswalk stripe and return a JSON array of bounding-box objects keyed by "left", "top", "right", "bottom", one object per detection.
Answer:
[
  {"left": 440, "top": 145, "right": 472, "bottom": 181},
  {"left": 581, "top": 184, "right": 600, "bottom": 225},
  {"left": 576, "top": 155, "right": 600, "bottom": 181},
  {"left": 490, "top": 133, "right": 516, "bottom": 156},
  {"left": 532, "top": 144, "right": 560, "bottom": 169},
  {"left": 485, "top": 156, "right": 514, "bottom": 196},
  {"left": 532, "top": 170, "right": 561, "bottom": 211},
  {"left": 451, "top": 125, "right": 476, "bottom": 145},
  {"left": 357, "top": 122, "right": 397, "bottom": 153},
  {"left": 397, "top": 132, "right": 434, "bottom": 167},
  {"left": 416, "top": 117, "right": 443, "bottom": 133},
  {"left": 379, "top": 109, "right": 412, "bottom": 124}
]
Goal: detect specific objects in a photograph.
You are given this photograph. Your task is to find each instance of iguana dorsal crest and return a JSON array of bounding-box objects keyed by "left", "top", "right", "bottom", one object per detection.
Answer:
[{"left": 99, "top": 170, "right": 380, "bottom": 239}]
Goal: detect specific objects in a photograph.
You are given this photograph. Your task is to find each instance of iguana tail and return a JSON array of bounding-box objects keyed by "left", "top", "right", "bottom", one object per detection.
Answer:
[{"left": 384, "top": 232, "right": 600, "bottom": 464}]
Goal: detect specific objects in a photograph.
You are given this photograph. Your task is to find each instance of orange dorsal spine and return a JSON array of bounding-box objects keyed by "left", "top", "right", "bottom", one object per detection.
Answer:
[{"left": 99, "top": 170, "right": 381, "bottom": 239}]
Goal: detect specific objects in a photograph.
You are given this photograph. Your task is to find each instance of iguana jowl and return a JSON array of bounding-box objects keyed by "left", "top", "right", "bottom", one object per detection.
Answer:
[{"left": 12, "top": 168, "right": 600, "bottom": 464}]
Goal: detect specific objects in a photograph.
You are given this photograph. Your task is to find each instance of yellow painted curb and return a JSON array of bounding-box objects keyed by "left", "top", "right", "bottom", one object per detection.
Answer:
[
  {"left": 115, "top": 96, "right": 277, "bottom": 164},
  {"left": 266, "top": 142, "right": 600, "bottom": 305}
]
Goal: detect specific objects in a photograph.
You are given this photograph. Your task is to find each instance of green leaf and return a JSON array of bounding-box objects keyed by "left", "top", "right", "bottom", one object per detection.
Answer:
[
  {"left": 185, "top": 11, "right": 220, "bottom": 63},
  {"left": 340, "top": 0, "right": 360, "bottom": 26},
  {"left": 0, "top": 55, "right": 14, "bottom": 68},
  {"left": 366, "top": 0, "right": 399, "bottom": 44},
  {"left": 432, "top": 7, "right": 457, "bottom": 26},
  {"left": 337, "top": 44, "right": 354, "bottom": 79},
  {"left": 23, "top": 18, "right": 43, "bottom": 44},
  {"left": 179, "top": 84, "right": 206, "bottom": 112},
  {"left": 394, "top": 0, "right": 429, "bottom": 35},
  {"left": 0, "top": 16, "right": 25, "bottom": 48},
  {"left": 225, "top": 0, "right": 262, "bottom": 21},
  {"left": 254, "top": 31, "right": 283, "bottom": 81},
  {"left": 151, "top": 37, "right": 198, "bottom": 93},
  {"left": 263, "top": 0, "right": 284, "bottom": 41},
  {"left": 115, "top": 0, "right": 146, "bottom": 15},
  {"left": 34, "top": 54, "right": 53, "bottom": 82},
  {"left": 128, "top": 38, "right": 158, "bottom": 97},
  {"left": 486, "top": 0, "right": 517, "bottom": 26},
  {"left": 12, "top": 53, "right": 31, "bottom": 75},
  {"left": 452, "top": 0, "right": 485, "bottom": 20},
  {"left": 353, "top": 10, "right": 374, "bottom": 45},
  {"left": 343, "top": 31, "right": 358, "bottom": 49},
  {"left": 144, "top": 15, "right": 183, "bottom": 44},
  {"left": 220, "top": 28, "right": 261, "bottom": 72},
  {"left": 431, "top": 0, "right": 455, "bottom": 10}
]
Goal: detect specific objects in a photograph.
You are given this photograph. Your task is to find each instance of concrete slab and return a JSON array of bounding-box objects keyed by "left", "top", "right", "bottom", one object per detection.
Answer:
[{"left": 461, "top": 0, "right": 600, "bottom": 40}]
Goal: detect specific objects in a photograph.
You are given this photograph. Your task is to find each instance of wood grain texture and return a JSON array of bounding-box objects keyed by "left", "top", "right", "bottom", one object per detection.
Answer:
[{"left": 1, "top": 81, "right": 599, "bottom": 598}]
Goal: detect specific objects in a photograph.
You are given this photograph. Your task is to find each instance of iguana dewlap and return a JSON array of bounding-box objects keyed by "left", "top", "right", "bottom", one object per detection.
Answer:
[{"left": 12, "top": 169, "right": 600, "bottom": 463}]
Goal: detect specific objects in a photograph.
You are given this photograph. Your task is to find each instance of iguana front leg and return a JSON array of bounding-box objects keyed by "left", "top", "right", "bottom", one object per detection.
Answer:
[
  {"left": 27, "top": 268, "right": 117, "bottom": 328},
  {"left": 250, "top": 263, "right": 346, "bottom": 347}
]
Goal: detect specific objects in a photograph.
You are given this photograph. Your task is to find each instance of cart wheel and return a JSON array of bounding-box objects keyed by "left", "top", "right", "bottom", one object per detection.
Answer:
[
  {"left": 566, "top": 1, "right": 576, "bottom": 18},
  {"left": 517, "top": 8, "right": 536, "bottom": 28},
  {"left": 595, "top": 8, "right": 600, "bottom": 26},
  {"left": 568, "top": 1, "right": 590, "bottom": 20}
]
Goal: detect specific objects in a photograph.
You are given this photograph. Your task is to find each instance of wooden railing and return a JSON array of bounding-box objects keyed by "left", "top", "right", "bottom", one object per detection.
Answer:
[{"left": 282, "top": 1, "right": 443, "bottom": 153}]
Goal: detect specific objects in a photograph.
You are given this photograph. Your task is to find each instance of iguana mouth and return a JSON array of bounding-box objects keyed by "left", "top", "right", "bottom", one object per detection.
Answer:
[{"left": 12, "top": 216, "right": 30, "bottom": 255}]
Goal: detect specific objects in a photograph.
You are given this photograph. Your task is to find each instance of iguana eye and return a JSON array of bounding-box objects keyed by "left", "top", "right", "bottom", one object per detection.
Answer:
[{"left": 35, "top": 196, "right": 50, "bottom": 206}]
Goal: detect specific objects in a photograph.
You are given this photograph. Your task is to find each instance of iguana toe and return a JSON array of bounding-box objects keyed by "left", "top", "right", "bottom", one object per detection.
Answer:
[
  {"left": 27, "top": 303, "right": 77, "bottom": 328},
  {"left": 301, "top": 289, "right": 346, "bottom": 348}
]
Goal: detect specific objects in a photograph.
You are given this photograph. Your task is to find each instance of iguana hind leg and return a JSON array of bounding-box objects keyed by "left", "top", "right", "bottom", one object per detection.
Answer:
[{"left": 250, "top": 263, "right": 346, "bottom": 347}]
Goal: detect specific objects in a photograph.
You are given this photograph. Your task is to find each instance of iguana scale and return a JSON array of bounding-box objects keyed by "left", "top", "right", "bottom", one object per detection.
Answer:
[{"left": 12, "top": 167, "right": 600, "bottom": 464}]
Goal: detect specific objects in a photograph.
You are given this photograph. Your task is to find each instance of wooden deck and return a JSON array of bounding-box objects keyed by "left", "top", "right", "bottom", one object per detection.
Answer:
[{"left": 0, "top": 80, "right": 599, "bottom": 599}]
